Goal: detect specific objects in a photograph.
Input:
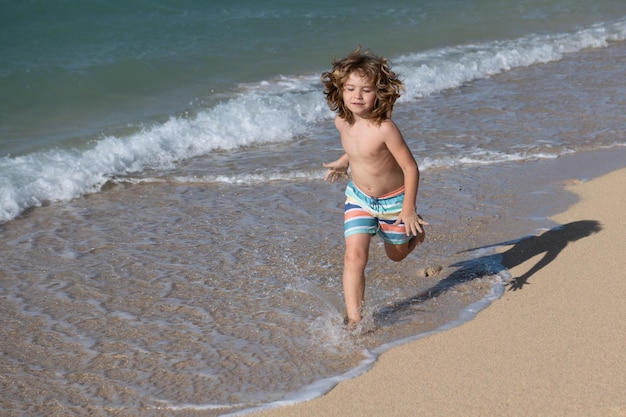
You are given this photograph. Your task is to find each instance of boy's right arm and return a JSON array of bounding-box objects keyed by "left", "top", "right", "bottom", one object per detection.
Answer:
[{"left": 323, "top": 153, "right": 350, "bottom": 183}]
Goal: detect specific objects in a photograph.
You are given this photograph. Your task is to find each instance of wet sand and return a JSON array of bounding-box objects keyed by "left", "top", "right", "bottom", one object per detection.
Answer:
[{"left": 247, "top": 165, "right": 626, "bottom": 416}]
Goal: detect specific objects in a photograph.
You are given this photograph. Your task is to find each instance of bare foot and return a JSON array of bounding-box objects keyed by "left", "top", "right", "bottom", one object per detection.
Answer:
[{"left": 344, "top": 315, "right": 362, "bottom": 329}]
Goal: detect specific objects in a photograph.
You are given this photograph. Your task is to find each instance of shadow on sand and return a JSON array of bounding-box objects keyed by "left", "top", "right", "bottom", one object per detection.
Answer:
[{"left": 375, "top": 220, "right": 601, "bottom": 325}]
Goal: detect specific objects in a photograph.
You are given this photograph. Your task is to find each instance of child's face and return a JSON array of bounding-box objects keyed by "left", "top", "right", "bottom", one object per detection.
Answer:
[{"left": 342, "top": 72, "right": 377, "bottom": 119}]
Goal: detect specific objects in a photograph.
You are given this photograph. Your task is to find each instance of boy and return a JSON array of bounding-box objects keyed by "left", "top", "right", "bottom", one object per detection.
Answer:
[{"left": 322, "top": 47, "right": 427, "bottom": 326}]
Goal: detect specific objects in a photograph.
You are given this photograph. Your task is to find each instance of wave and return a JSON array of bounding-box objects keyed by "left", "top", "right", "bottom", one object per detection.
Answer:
[
  {"left": 395, "top": 17, "right": 626, "bottom": 98},
  {"left": 115, "top": 147, "right": 577, "bottom": 188},
  {"left": 0, "top": 91, "right": 328, "bottom": 222},
  {"left": 1, "top": 18, "right": 625, "bottom": 223}
]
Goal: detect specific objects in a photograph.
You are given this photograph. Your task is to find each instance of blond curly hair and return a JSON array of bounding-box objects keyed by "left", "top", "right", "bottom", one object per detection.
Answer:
[{"left": 321, "top": 47, "right": 404, "bottom": 125}]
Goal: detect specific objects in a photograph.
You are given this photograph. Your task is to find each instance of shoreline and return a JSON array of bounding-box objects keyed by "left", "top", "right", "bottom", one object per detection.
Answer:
[{"left": 245, "top": 163, "right": 626, "bottom": 416}]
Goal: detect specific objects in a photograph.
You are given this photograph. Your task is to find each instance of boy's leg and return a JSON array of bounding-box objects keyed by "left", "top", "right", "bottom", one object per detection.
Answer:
[
  {"left": 343, "top": 233, "right": 371, "bottom": 324},
  {"left": 384, "top": 229, "right": 425, "bottom": 262}
]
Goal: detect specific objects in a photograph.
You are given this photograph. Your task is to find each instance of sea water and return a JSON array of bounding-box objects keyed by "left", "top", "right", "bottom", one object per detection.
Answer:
[{"left": 1, "top": 1, "right": 626, "bottom": 415}]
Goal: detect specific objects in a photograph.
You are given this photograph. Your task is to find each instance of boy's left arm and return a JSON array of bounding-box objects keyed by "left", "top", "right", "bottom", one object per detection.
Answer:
[
  {"left": 384, "top": 124, "right": 427, "bottom": 236},
  {"left": 398, "top": 161, "right": 425, "bottom": 237}
]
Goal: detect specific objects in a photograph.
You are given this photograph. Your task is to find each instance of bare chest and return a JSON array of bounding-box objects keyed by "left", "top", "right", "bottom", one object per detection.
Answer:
[{"left": 340, "top": 129, "right": 386, "bottom": 159}]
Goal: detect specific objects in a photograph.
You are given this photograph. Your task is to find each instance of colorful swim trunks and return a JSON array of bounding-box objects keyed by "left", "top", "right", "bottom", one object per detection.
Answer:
[{"left": 344, "top": 180, "right": 411, "bottom": 245}]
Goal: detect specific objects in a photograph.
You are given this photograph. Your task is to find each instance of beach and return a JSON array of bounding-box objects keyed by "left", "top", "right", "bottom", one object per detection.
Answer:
[
  {"left": 3, "top": 2, "right": 626, "bottom": 415},
  {"left": 248, "top": 165, "right": 626, "bottom": 416}
]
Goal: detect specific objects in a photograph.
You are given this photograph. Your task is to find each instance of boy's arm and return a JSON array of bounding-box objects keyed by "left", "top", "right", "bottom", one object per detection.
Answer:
[
  {"left": 384, "top": 122, "right": 427, "bottom": 236},
  {"left": 398, "top": 162, "right": 424, "bottom": 236},
  {"left": 323, "top": 153, "right": 350, "bottom": 183}
]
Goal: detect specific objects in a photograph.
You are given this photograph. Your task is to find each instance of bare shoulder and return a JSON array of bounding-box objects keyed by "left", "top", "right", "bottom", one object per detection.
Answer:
[
  {"left": 378, "top": 119, "right": 403, "bottom": 140},
  {"left": 335, "top": 115, "right": 350, "bottom": 131}
]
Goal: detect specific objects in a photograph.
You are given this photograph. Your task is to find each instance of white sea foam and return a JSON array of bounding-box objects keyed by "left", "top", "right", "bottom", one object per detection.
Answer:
[
  {"left": 395, "top": 18, "right": 626, "bottom": 99},
  {"left": 116, "top": 149, "right": 565, "bottom": 187}
]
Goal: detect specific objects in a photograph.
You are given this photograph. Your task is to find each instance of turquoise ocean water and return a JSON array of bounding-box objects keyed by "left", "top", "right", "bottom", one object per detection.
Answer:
[
  {"left": 2, "top": 1, "right": 626, "bottom": 415},
  {"left": 2, "top": 0, "right": 626, "bottom": 219}
]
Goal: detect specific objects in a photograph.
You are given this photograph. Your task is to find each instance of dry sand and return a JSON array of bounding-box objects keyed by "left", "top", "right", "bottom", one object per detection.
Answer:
[{"left": 249, "top": 167, "right": 626, "bottom": 417}]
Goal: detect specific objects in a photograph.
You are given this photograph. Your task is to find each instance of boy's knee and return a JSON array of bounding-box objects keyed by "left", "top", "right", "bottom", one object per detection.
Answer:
[
  {"left": 386, "top": 251, "right": 408, "bottom": 262},
  {"left": 344, "top": 247, "right": 368, "bottom": 266},
  {"left": 385, "top": 241, "right": 412, "bottom": 262}
]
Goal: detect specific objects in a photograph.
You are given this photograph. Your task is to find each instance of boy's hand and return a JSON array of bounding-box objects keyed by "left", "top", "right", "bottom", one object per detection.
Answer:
[
  {"left": 396, "top": 212, "right": 428, "bottom": 237},
  {"left": 323, "top": 161, "right": 349, "bottom": 183}
]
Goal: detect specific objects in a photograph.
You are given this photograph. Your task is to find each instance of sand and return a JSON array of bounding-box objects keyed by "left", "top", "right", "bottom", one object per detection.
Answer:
[{"left": 248, "top": 166, "right": 626, "bottom": 417}]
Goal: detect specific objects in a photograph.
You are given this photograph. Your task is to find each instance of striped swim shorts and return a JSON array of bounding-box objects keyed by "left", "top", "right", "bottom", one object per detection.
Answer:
[{"left": 344, "top": 180, "right": 411, "bottom": 245}]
